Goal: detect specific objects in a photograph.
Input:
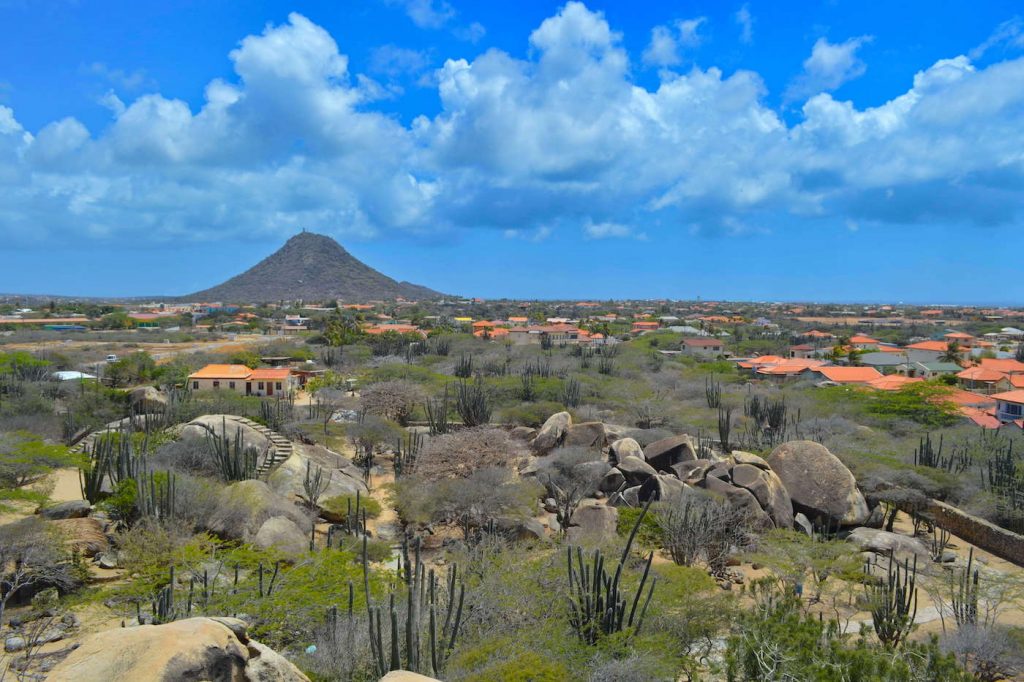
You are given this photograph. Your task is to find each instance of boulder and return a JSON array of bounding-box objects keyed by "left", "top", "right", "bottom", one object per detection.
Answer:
[
  {"left": 846, "top": 528, "right": 929, "bottom": 558},
  {"left": 563, "top": 422, "right": 607, "bottom": 449},
  {"left": 36, "top": 500, "right": 91, "bottom": 520},
  {"left": 703, "top": 476, "right": 770, "bottom": 527},
  {"left": 494, "top": 517, "right": 547, "bottom": 542},
  {"left": 794, "top": 512, "right": 814, "bottom": 536},
  {"left": 380, "top": 672, "right": 442, "bottom": 682},
  {"left": 671, "top": 459, "right": 713, "bottom": 483},
  {"left": 180, "top": 415, "right": 271, "bottom": 455},
  {"left": 254, "top": 516, "right": 308, "bottom": 555},
  {"left": 598, "top": 467, "right": 626, "bottom": 493},
  {"left": 509, "top": 426, "right": 538, "bottom": 441},
  {"left": 729, "top": 464, "right": 793, "bottom": 529},
  {"left": 46, "top": 617, "right": 308, "bottom": 682},
  {"left": 609, "top": 438, "right": 645, "bottom": 464},
  {"left": 731, "top": 451, "right": 771, "bottom": 470},
  {"left": 643, "top": 435, "right": 697, "bottom": 471},
  {"left": 608, "top": 486, "right": 641, "bottom": 507},
  {"left": 51, "top": 517, "right": 108, "bottom": 557},
  {"left": 567, "top": 503, "right": 618, "bottom": 545},
  {"left": 129, "top": 386, "right": 168, "bottom": 413},
  {"left": 616, "top": 456, "right": 657, "bottom": 486},
  {"left": 638, "top": 474, "right": 688, "bottom": 503},
  {"left": 206, "top": 479, "right": 310, "bottom": 542},
  {"left": 266, "top": 450, "right": 366, "bottom": 507},
  {"left": 766, "top": 441, "right": 869, "bottom": 526},
  {"left": 532, "top": 412, "right": 572, "bottom": 452}
]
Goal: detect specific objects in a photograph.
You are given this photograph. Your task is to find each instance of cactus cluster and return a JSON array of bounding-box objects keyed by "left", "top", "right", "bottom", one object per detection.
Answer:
[
  {"left": 864, "top": 554, "right": 918, "bottom": 647},
  {"left": 455, "top": 378, "right": 491, "bottom": 427},
  {"left": 206, "top": 417, "right": 260, "bottom": 482}
]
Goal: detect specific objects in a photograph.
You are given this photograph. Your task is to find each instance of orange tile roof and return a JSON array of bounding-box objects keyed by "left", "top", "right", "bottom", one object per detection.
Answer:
[
  {"left": 737, "top": 355, "right": 786, "bottom": 369},
  {"left": 803, "top": 330, "right": 834, "bottom": 338},
  {"left": 850, "top": 335, "right": 880, "bottom": 344},
  {"left": 960, "top": 407, "right": 1001, "bottom": 429},
  {"left": 813, "top": 366, "right": 883, "bottom": 383},
  {"left": 956, "top": 367, "right": 1007, "bottom": 382},
  {"left": 473, "top": 327, "right": 509, "bottom": 338},
  {"left": 943, "top": 332, "right": 974, "bottom": 340},
  {"left": 249, "top": 368, "right": 292, "bottom": 381},
  {"left": 980, "top": 358, "right": 1024, "bottom": 374},
  {"left": 188, "top": 364, "right": 252, "bottom": 380},
  {"left": 942, "top": 389, "right": 995, "bottom": 407},
  {"left": 906, "top": 341, "right": 950, "bottom": 352},
  {"left": 991, "top": 390, "right": 1024, "bottom": 404},
  {"left": 1011, "top": 375, "right": 1024, "bottom": 389},
  {"left": 866, "top": 375, "right": 924, "bottom": 391},
  {"left": 877, "top": 345, "right": 907, "bottom": 353}
]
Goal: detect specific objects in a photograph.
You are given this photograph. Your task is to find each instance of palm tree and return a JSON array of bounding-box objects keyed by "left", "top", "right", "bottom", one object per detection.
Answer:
[{"left": 940, "top": 341, "right": 962, "bottom": 365}]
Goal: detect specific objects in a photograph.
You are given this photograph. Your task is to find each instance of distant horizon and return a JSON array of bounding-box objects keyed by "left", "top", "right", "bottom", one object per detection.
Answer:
[{"left": 3, "top": 1, "right": 1024, "bottom": 302}]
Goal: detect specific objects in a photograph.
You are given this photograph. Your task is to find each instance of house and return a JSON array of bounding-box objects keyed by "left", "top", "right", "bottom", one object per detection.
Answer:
[
  {"left": 991, "top": 390, "right": 1024, "bottom": 424},
  {"left": 978, "top": 358, "right": 1024, "bottom": 375},
  {"left": 754, "top": 359, "right": 828, "bottom": 380},
  {"left": 188, "top": 364, "right": 296, "bottom": 397},
  {"left": 681, "top": 337, "right": 725, "bottom": 357},
  {"left": 788, "top": 344, "right": 817, "bottom": 359},
  {"left": 508, "top": 324, "right": 582, "bottom": 345},
  {"left": 631, "top": 321, "right": 660, "bottom": 333},
  {"left": 943, "top": 331, "right": 975, "bottom": 346},
  {"left": 956, "top": 366, "right": 1011, "bottom": 394},
  {"left": 905, "top": 340, "right": 960, "bottom": 357},
  {"left": 810, "top": 366, "right": 884, "bottom": 385},
  {"left": 897, "top": 361, "right": 963, "bottom": 379},
  {"left": 866, "top": 375, "right": 924, "bottom": 391},
  {"left": 849, "top": 335, "right": 881, "bottom": 350}
]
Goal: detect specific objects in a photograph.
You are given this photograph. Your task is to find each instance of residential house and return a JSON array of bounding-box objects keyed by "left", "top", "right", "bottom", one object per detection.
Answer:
[
  {"left": 866, "top": 375, "right": 924, "bottom": 391},
  {"left": 631, "top": 321, "right": 660, "bottom": 333},
  {"left": 810, "top": 366, "right": 884, "bottom": 385},
  {"left": 188, "top": 364, "right": 296, "bottom": 397},
  {"left": 991, "top": 390, "right": 1024, "bottom": 425},
  {"left": 788, "top": 344, "right": 818, "bottom": 359},
  {"left": 896, "top": 361, "right": 963, "bottom": 379},
  {"left": 849, "top": 335, "right": 881, "bottom": 350},
  {"left": 681, "top": 337, "right": 725, "bottom": 358},
  {"left": 508, "top": 324, "right": 582, "bottom": 345},
  {"left": 956, "top": 366, "right": 1012, "bottom": 394}
]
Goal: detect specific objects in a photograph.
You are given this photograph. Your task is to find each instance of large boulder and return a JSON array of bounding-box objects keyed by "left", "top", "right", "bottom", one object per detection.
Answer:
[
  {"left": 643, "top": 435, "right": 697, "bottom": 471},
  {"left": 46, "top": 617, "right": 308, "bottom": 682},
  {"left": 766, "top": 441, "right": 869, "bottom": 526},
  {"left": 266, "top": 449, "right": 366, "bottom": 507},
  {"left": 846, "top": 528, "right": 929, "bottom": 559},
  {"left": 51, "top": 517, "right": 108, "bottom": 557},
  {"left": 567, "top": 502, "right": 618, "bottom": 545},
  {"left": 638, "top": 474, "right": 688, "bottom": 503},
  {"left": 563, "top": 422, "right": 607, "bottom": 449},
  {"left": 129, "top": 386, "right": 168, "bottom": 413},
  {"left": 616, "top": 456, "right": 657, "bottom": 486},
  {"left": 532, "top": 412, "right": 572, "bottom": 452},
  {"left": 609, "top": 438, "right": 644, "bottom": 464},
  {"left": 206, "top": 479, "right": 310, "bottom": 542},
  {"left": 598, "top": 467, "right": 626, "bottom": 493},
  {"left": 254, "top": 516, "right": 308, "bottom": 555},
  {"left": 36, "top": 500, "right": 91, "bottom": 520},
  {"left": 703, "top": 476, "right": 770, "bottom": 527},
  {"left": 729, "top": 463, "right": 793, "bottom": 529},
  {"left": 180, "top": 415, "right": 271, "bottom": 455}
]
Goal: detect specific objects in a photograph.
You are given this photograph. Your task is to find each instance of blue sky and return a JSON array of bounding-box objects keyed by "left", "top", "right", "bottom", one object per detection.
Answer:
[{"left": 2, "top": 0, "right": 1023, "bottom": 303}]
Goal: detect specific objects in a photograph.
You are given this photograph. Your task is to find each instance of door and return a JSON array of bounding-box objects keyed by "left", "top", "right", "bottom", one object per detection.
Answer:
[
  {"left": 267, "top": 382, "right": 274, "bottom": 396},
  {"left": 246, "top": 382, "right": 252, "bottom": 396}
]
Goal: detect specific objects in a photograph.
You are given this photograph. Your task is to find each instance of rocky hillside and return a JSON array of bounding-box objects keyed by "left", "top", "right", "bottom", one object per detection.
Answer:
[{"left": 185, "top": 232, "right": 443, "bottom": 303}]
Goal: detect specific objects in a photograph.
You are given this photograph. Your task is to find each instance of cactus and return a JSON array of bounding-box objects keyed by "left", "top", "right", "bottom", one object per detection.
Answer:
[
  {"left": 152, "top": 566, "right": 177, "bottom": 624},
  {"left": 951, "top": 547, "right": 979, "bottom": 627},
  {"left": 206, "top": 417, "right": 259, "bottom": 482},
  {"left": 424, "top": 386, "right": 451, "bottom": 435},
  {"left": 394, "top": 431, "right": 423, "bottom": 478},
  {"left": 455, "top": 378, "right": 491, "bottom": 427},
  {"left": 518, "top": 372, "right": 537, "bottom": 402},
  {"left": 561, "top": 376, "right": 581, "bottom": 408},
  {"left": 363, "top": 536, "right": 465, "bottom": 678},
  {"left": 567, "top": 500, "right": 656, "bottom": 645},
  {"left": 302, "top": 460, "right": 331, "bottom": 511},
  {"left": 136, "top": 470, "right": 177, "bottom": 520},
  {"left": 453, "top": 353, "right": 474, "bottom": 379},
  {"left": 717, "top": 405, "right": 733, "bottom": 454},
  {"left": 864, "top": 554, "right": 918, "bottom": 648},
  {"left": 431, "top": 336, "right": 451, "bottom": 357},
  {"left": 705, "top": 376, "right": 721, "bottom": 409}
]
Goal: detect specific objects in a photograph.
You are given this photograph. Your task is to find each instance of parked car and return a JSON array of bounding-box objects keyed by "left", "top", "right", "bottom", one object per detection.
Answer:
[{"left": 105, "top": 354, "right": 118, "bottom": 363}]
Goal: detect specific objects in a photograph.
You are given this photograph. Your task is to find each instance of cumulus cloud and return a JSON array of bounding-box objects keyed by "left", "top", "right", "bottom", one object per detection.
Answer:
[
  {"left": 785, "top": 35, "right": 872, "bottom": 101},
  {"left": 970, "top": 16, "right": 1024, "bottom": 60},
  {"left": 4, "top": 4, "right": 1024, "bottom": 250}
]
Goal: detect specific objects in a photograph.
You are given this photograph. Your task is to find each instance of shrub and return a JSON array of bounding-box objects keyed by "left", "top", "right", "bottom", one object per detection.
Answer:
[
  {"left": 499, "top": 401, "right": 567, "bottom": 427},
  {"left": 321, "top": 493, "right": 383, "bottom": 521}
]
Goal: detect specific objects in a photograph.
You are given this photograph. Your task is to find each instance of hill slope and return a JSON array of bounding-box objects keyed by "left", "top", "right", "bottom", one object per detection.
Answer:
[{"left": 185, "top": 232, "right": 443, "bottom": 303}]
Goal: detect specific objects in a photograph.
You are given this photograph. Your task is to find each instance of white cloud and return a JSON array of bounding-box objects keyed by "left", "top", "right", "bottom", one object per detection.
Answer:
[
  {"left": 4, "top": 5, "right": 1024, "bottom": 251},
  {"left": 735, "top": 4, "right": 753, "bottom": 44},
  {"left": 786, "top": 35, "right": 872, "bottom": 101},
  {"left": 642, "top": 17, "right": 705, "bottom": 67},
  {"left": 970, "top": 16, "right": 1024, "bottom": 60},
  {"left": 399, "top": 0, "right": 455, "bottom": 29},
  {"left": 369, "top": 45, "right": 432, "bottom": 78},
  {"left": 83, "top": 62, "right": 152, "bottom": 91}
]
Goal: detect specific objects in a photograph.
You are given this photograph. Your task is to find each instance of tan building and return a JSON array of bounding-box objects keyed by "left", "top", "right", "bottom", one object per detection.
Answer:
[{"left": 188, "top": 364, "right": 296, "bottom": 397}]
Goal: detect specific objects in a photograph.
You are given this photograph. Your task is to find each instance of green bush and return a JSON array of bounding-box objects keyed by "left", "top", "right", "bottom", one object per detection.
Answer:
[
  {"left": 617, "top": 505, "right": 663, "bottom": 549},
  {"left": 498, "top": 401, "right": 567, "bottom": 427},
  {"left": 321, "top": 493, "right": 383, "bottom": 521},
  {"left": 459, "top": 649, "right": 571, "bottom": 682}
]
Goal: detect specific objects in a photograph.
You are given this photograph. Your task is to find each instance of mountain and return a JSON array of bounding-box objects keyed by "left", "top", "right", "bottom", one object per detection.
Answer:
[{"left": 185, "top": 232, "right": 443, "bottom": 303}]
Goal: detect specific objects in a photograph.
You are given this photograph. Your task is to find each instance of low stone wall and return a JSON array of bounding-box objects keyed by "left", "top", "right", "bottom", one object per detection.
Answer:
[{"left": 921, "top": 499, "right": 1024, "bottom": 567}]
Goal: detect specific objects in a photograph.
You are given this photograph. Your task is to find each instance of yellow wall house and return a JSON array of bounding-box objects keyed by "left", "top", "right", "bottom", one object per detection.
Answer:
[{"left": 187, "top": 364, "right": 296, "bottom": 397}]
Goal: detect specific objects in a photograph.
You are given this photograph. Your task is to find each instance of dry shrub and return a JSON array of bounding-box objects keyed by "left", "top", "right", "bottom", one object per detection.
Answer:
[{"left": 415, "top": 427, "right": 523, "bottom": 481}]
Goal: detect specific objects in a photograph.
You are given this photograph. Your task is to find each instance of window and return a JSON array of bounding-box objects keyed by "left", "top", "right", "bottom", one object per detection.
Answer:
[
  {"left": 276, "top": 382, "right": 282, "bottom": 391},
  {"left": 1002, "top": 402, "right": 1023, "bottom": 417},
  {"left": 229, "top": 382, "right": 235, "bottom": 389},
  {"left": 258, "top": 382, "right": 264, "bottom": 390},
  {"left": 193, "top": 381, "right": 199, "bottom": 390},
  {"left": 213, "top": 381, "right": 220, "bottom": 388}
]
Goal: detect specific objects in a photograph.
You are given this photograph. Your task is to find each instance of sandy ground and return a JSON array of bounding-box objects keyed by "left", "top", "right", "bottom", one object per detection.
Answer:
[{"left": 3, "top": 333, "right": 267, "bottom": 365}]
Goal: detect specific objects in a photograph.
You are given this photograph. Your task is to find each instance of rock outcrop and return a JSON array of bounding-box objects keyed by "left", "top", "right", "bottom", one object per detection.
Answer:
[
  {"left": 46, "top": 617, "right": 308, "bottom": 682},
  {"left": 766, "top": 441, "right": 869, "bottom": 526},
  {"left": 643, "top": 435, "right": 697, "bottom": 471},
  {"left": 532, "top": 412, "right": 572, "bottom": 452},
  {"left": 129, "top": 386, "right": 169, "bottom": 413}
]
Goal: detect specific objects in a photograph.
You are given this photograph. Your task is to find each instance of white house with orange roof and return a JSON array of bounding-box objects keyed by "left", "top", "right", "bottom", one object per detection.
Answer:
[
  {"left": 992, "top": 390, "right": 1024, "bottom": 425},
  {"left": 188, "top": 364, "right": 296, "bottom": 397}
]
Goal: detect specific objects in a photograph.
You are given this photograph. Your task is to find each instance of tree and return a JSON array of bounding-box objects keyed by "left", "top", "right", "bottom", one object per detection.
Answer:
[
  {"left": 0, "top": 517, "right": 81, "bottom": 627},
  {"left": 414, "top": 427, "right": 521, "bottom": 481},
  {"left": 0, "top": 431, "right": 81, "bottom": 490},
  {"left": 656, "top": 490, "right": 754, "bottom": 575},
  {"left": 1015, "top": 342, "right": 1024, "bottom": 363},
  {"left": 230, "top": 350, "right": 262, "bottom": 369},
  {"left": 940, "top": 341, "right": 963, "bottom": 365},
  {"left": 360, "top": 380, "right": 423, "bottom": 426},
  {"left": 105, "top": 351, "right": 157, "bottom": 388},
  {"left": 535, "top": 447, "right": 608, "bottom": 535}
]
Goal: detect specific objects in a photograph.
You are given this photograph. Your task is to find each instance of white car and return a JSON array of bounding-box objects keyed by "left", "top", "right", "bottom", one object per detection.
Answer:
[{"left": 105, "top": 354, "right": 118, "bottom": 363}]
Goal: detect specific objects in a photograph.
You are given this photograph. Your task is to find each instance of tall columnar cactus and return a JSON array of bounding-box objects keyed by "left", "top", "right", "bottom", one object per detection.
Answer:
[
  {"left": 567, "top": 500, "right": 657, "bottom": 645},
  {"left": 453, "top": 353, "right": 474, "bottom": 379},
  {"left": 561, "top": 376, "right": 581, "bottom": 408},
  {"left": 864, "top": 554, "right": 918, "bottom": 648},
  {"left": 705, "top": 376, "right": 722, "bottom": 409},
  {"left": 363, "top": 536, "right": 465, "bottom": 678},
  {"left": 206, "top": 417, "right": 259, "bottom": 482},
  {"left": 393, "top": 431, "right": 423, "bottom": 478},
  {"left": 424, "top": 386, "right": 451, "bottom": 436},
  {"left": 951, "top": 547, "right": 980, "bottom": 627},
  {"left": 136, "top": 470, "right": 177, "bottom": 520},
  {"left": 455, "top": 378, "right": 491, "bottom": 427}
]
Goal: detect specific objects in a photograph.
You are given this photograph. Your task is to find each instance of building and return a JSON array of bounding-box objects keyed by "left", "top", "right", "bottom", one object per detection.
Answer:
[
  {"left": 849, "top": 335, "right": 881, "bottom": 350},
  {"left": 810, "top": 366, "right": 884, "bottom": 385},
  {"left": 681, "top": 337, "right": 725, "bottom": 357},
  {"left": 956, "top": 366, "right": 1012, "bottom": 394},
  {"left": 991, "top": 390, "right": 1024, "bottom": 424},
  {"left": 188, "top": 364, "right": 296, "bottom": 397},
  {"left": 508, "top": 324, "right": 582, "bottom": 345},
  {"left": 631, "top": 321, "right": 660, "bottom": 333}
]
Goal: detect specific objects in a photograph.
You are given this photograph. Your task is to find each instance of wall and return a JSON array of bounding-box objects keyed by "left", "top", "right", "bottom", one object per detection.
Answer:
[{"left": 921, "top": 499, "right": 1024, "bottom": 567}]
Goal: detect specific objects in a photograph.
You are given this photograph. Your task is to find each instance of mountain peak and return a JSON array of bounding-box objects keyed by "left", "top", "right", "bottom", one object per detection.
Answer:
[{"left": 185, "top": 232, "right": 441, "bottom": 303}]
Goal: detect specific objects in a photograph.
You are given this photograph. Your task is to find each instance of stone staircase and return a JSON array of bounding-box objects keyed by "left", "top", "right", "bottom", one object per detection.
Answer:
[{"left": 73, "top": 414, "right": 296, "bottom": 479}]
